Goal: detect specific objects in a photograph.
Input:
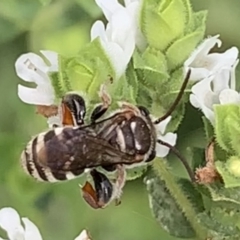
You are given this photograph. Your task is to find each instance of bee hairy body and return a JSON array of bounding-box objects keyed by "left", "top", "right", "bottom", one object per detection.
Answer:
[{"left": 21, "top": 104, "right": 157, "bottom": 182}]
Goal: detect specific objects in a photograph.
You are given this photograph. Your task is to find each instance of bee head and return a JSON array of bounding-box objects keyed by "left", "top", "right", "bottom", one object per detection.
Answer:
[{"left": 62, "top": 93, "right": 86, "bottom": 126}]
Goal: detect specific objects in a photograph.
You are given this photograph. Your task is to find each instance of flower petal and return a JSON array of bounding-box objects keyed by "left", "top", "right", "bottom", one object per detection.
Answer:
[
  {"left": 190, "top": 77, "right": 216, "bottom": 124},
  {"left": 156, "top": 133, "right": 177, "bottom": 157},
  {"left": 15, "top": 53, "right": 49, "bottom": 82},
  {"left": 74, "top": 229, "right": 91, "bottom": 240},
  {"left": 184, "top": 35, "right": 221, "bottom": 68},
  {"left": 155, "top": 116, "right": 172, "bottom": 135},
  {"left": 18, "top": 84, "right": 54, "bottom": 105},
  {"left": 124, "top": 0, "right": 146, "bottom": 50},
  {"left": 230, "top": 59, "right": 239, "bottom": 90},
  {"left": 187, "top": 67, "right": 210, "bottom": 81},
  {"left": 190, "top": 94, "right": 215, "bottom": 124},
  {"left": 212, "top": 69, "right": 231, "bottom": 94},
  {"left": 90, "top": 21, "right": 108, "bottom": 42},
  {"left": 22, "top": 218, "right": 42, "bottom": 240},
  {"left": 100, "top": 40, "right": 131, "bottom": 79},
  {"left": 95, "top": 0, "right": 122, "bottom": 21},
  {"left": 0, "top": 208, "right": 24, "bottom": 240},
  {"left": 40, "top": 50, "right": 58, "bottom": 72},
  {"left": 107, "top": 9, "right": 133, "bottom": 46},
  {"left": 219, "top": 89, "right": 240, "bottom": 105}
]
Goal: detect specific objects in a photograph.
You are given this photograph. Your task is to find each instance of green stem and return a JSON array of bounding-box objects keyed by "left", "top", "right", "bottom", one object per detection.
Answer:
[{"left": 153, "top": 160, "right": 207, "bottom": 239}]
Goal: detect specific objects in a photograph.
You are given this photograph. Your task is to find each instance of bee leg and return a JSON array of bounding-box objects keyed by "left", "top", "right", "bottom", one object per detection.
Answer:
[
  {"left": 90, "top": 84, "right": 112, "bottom": 123},
  {"left": 113, "top": 164, "right": 126, "bottom": 206},
  {"left": 81, "top": 165, "right": 126, "bottom": 209},
  {"left": 81, "top": 169, "right": 113, "bottom": 209}
]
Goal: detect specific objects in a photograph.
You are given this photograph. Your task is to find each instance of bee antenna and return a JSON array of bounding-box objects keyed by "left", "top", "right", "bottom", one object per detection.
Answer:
[
  {"left": 154, "top": 69, "right": 191, "bottom": 125},
  {"left": 157, "top": 139, "right": 195, "bottom": 182}
]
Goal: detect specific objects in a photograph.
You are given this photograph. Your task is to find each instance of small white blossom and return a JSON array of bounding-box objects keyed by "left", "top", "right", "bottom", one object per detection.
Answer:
[
  {"left": 184, "top": 35, "right": 239, "bottom": 81},
  {"left": 0, "top": 207, "right": 42, "bottom": 240},
  {"left": 123, "top": 0, "right": 146, "bottom": 50},
  {"left": 0, "top": 207, "right": 91, "bottom": 240},
  {"left": 74, "top": 229, "right": 91, "bottom": 240},
  {"left": 154, "top": 116, "right": 177, "bottom": 157},
  {"left": 91, "top": 0, "right": 143, "bottom": 79},
  {"left": 190, "top": 59, "right": 239, "bottom": 125},
  {"left": 15, "top": 50, "right": 58, "bottom": 106}
]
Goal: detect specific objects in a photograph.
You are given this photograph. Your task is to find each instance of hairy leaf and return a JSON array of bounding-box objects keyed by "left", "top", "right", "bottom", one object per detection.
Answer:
[
  {"left": 166, "top": 31, "right": 203, "bottom": 71},
  {"left": 144, "top": 169, "right": 196, "bottom": 238},
  {"left": 214, "top": 104, "right": 240, "bottom": 153},
  {"left": 216, "top": 158, "right": 240, "bottom": 188}
]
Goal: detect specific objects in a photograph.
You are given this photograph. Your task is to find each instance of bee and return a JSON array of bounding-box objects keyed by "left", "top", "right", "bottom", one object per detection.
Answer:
[{"left": 21, "top": 70, "right": 194, "bottom": 209}]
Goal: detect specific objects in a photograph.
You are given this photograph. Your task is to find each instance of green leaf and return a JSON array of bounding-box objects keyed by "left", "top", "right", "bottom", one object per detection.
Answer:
[
  {"left": 206, "top": 183, "right": 240, "bottom": 207},
  {"left": 151, "top": 68, "right": 189, "bottom": 131},
  {"left": 159, "top": 0, "right": 188, "bottom": 39},
  {"left": 202, "top": 116, "right": 214, "bottom": 142},
  {"left": 126, "top": 165, "right": 148, "bottom": 181},
  {"left": 66, "top": 61, "right": 93, "bottom": 93},
  {"left": 181, "top": 0, "right": 193, "bottom": 24},
  {"left": 108, "top": 75, "right": 136, "bottom": 104},
  {"left": 216, "top": 158, "right": 240, "bottom": 188},
  {"left": 49, "top": 72, "right": 65, "bottom": 99},
  {"left": 133, "top": 48, "right": 168, "bottom": 79},
  {"left": 136, "top": 82, "right": 153, "bottom": 108},
  {"left": 198, "top": 210, "right": 240, "bottom": 239},
  {"left": 214, "top": 104, "right": 240, "bottom": 153},
  {"left": 188, "top": 10, "right": 208, "bottom": 34},
  {"left": 141, "top": 5, "right": 173, "bottom": 51},
  {"left": 192, "top": 10, "right": 208, "bottom": 32},
  {"left": 125, "top": 60, "right": 139, "bottom": 101},
  {"left": 144, "top": 169, "right": 196, "bottom": 238},
  {"left": 147, "top": 160, "right": 207, "bottom": 238},
  {"left": 166, "top": 31, "right": 204, "bottom": 71}
]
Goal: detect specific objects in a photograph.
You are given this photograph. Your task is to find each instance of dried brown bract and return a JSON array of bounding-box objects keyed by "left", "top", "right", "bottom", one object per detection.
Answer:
[
  {"left": 36, "top": 105, "right": 58, "bottom": 118},
  {"left": 195, "top": 138, "right": 221, "bottom": 184}
]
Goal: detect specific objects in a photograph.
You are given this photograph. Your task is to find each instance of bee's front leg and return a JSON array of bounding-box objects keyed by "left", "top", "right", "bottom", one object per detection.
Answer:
[{"left": 90, "top": 82, "right": 112, "bottom": 124}]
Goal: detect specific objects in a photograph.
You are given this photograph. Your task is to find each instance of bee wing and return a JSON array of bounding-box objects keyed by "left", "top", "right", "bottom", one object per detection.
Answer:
[{"left": 21, "top": 126, "right": 134, "bottom": 182}]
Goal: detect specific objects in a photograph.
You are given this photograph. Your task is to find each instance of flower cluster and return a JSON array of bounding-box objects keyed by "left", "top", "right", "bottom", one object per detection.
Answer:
[
  {"left": 91, "top": 0, "right": 145, "bottom": 79},
  {"left": 185, "top": 34, "right": 239, "bottom": 125},
  {"left": 15, "top": 0, "right": 177, "bottom": 157},
  {"left": 0, "top": 207, "right": 90, "bottom": 240}
]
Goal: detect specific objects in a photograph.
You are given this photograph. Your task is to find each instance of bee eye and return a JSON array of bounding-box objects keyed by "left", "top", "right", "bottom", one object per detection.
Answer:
[
  {"left": 137, "top": 106, "right": 150, "bottom": 116},
  {"left": 63, "top": 93, "right": 86, "bottom": 125}
]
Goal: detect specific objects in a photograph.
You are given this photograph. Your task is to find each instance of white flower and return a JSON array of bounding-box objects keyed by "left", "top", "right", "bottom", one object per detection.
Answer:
[
  {"left": 91, "top": 0, "right": 142, "bottom": 79},
  {"left": 74, "top": 230, "right": 91, "bottom": 240},
  {"left": 123, "top": 0, "right": 146, "bottom": 50},
  {"left": 184, "top": 35, "right": 239, "bottom": 81},
  {"left": 0, "top": 207, "right": 91, "bottom": 240},
  {"left": 15, "top": 50, "right": 58, "bottom": 106},
  {"left": 0, "top": 207, "right": 42, "bottom": 240},
  {"left": 190, "top": 59, "right": 239, "bottom": 125},
  {"left": 155, "top": 116, "right": 177, "bottom": 157}
]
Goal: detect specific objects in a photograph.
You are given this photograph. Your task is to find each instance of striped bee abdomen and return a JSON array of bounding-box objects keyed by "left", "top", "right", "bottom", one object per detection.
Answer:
[
  {"left": 21, "top": 128, "right": 86, "bottom": 182},
  {"left": 21, "top": 126, "right": 138, "bottom": 183}
]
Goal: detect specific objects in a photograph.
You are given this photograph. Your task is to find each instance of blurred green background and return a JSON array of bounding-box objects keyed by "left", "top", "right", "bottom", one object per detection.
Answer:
[{"left": 0, "top": 0, "right": 239, "bottom": 239}]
